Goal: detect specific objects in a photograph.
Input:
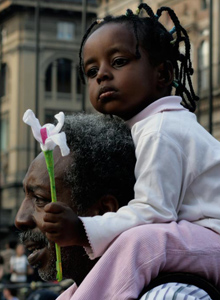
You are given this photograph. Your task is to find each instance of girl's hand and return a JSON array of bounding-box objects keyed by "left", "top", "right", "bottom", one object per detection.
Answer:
[{"left": 43, "top": 202, "right": 88, "bottom": 247}]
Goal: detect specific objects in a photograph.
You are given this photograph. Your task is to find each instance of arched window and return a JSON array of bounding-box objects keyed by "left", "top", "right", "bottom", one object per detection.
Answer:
[
  {"left": 45, "top": 58, "right": 83, "bottom": 101},
  {"left": 198, "top": 40, "right": 209, "bottom": 91},
  {"left": 45, "top": 58, "right": 72, "bottom": 94},
  {"left": 57, "top": 58, "right": 71, "bottom": 93}
]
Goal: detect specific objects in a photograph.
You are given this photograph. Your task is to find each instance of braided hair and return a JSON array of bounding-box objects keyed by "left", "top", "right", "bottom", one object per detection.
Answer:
[{"left": 79, "top": 3, "right": 199, "bottom": 112}]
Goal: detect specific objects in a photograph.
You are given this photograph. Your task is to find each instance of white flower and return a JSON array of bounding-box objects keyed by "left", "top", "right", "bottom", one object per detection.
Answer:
[{"left": 23, "top": 109, "right": 70, "bottom": 156}]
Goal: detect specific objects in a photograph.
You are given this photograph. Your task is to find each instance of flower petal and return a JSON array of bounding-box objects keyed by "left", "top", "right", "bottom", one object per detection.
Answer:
[
  {"left": 50, "top": 112, "right": 65, "bottom": 135},
  {"left": 43, "top": 123, "right": 56, "bottom": 136},
  {"left": 40, "top": 128, "right": 48, "bottom": 145},
  {"left": 40, "top": 139, "right": 56, "bottom": 152},
  {"left": 42, "top": 132, "right": 70, "bottom": 156},
  {"left": 23, "top": 109, "right": 42, "bottom": 143}
]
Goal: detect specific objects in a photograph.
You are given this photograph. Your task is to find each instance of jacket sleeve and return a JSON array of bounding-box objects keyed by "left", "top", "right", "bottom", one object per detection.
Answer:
[{"left": 80, "top": 132, "right": 185, "bottom": 259}]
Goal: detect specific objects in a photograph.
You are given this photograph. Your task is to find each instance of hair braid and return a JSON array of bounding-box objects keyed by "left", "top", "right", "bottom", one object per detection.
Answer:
[
  {"left": 138, "top": 3, "right": 157, "bottom": 20},
  {"left": 156, "top": 6, "right": 199, "bottom": 111},
  {"left": 125, "top": 9, "right": 141, "bottom": 58}
]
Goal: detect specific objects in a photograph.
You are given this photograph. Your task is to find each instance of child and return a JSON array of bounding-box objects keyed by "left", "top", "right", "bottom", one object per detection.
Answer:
[
  {"left": 44, "top": 3, "right": 220, "bottom": 298},
  {"left": 77, "top": 2, "right": 220, "bottom": 258}
]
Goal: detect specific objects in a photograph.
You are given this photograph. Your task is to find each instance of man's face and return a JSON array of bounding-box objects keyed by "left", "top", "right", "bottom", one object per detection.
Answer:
[{"left": 15, "top": 149, "right": 96, "bottom": 283}]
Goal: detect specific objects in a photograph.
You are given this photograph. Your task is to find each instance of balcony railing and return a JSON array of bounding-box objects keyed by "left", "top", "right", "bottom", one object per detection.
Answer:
[{"left": 0, "top": 0, "right": 97, "bottom": 4}]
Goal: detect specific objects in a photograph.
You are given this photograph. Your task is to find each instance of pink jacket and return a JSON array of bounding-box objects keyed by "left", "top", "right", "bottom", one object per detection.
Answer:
[{"left": 57, "top": 221, "right": 220, "bottom": 300}]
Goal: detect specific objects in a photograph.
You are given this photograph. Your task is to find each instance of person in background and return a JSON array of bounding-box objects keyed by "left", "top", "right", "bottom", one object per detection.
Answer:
[
  {"left": 2, "top": 287, "right": 19, "bottom": 300},
  {"left": 0, "top": 255, "right": 4, "bottom": 282},
  {"left": 27, "top": 289, "right": 58, "bottom": 300},
  {"left": 9, "top": 244, "right": 28, "bottom": 284},
  {"left": 0, "top": 241, "right": 16, "bottom": 282}
]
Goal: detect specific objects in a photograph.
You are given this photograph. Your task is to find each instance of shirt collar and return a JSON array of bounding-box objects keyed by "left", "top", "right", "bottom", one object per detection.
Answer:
[{"left": 126, "top": 96, "right": 187, "bottom": 128}]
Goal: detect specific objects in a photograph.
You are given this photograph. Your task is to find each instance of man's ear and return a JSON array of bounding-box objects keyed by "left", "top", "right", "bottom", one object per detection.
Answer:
[
  {"left": 157, "top": 61, "right": 174, "bottom": 88},
  {"left": 87, "top": 195, "right": 119, "bottom": 216}
]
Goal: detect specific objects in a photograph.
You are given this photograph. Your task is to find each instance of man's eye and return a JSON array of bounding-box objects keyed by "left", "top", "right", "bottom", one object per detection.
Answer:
[
  {"left": 112, "top": 58, "right": 128, "bottom": 68},
  {"left": 86, "top": 67, "right": 98, "bottom": 78},
  {"left": 34, "top": 196, "right": 49, "bottom": 207}
]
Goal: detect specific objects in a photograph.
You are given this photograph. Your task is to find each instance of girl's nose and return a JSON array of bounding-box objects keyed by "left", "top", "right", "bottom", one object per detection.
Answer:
[
  {"left": 96, "top": 64, "right": 113, "bottom": 84},
  {"left": 15, "top": 199, "right": 35, "bottom": 231}
]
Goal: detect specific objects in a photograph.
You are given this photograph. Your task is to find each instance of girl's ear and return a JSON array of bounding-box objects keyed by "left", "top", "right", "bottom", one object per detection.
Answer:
[
  {"left": 86, "top": 195, "right": 119, "bottom": 216},
  {"left": 157, "top": 61, "right": 174, "bottom": 88}
]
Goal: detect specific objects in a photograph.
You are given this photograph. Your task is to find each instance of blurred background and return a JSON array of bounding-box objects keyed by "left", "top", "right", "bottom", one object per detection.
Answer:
[{"left": 0, "top": 0, "right": 219, "bottom": 297}]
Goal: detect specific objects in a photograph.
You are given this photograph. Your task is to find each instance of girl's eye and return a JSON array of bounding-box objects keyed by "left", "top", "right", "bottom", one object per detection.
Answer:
[
  {"left": 112, "top": 58, "right": 128, "bottom": 68},
  {"left": 86, "top": 67, "right": 98, "bottom": 78}
]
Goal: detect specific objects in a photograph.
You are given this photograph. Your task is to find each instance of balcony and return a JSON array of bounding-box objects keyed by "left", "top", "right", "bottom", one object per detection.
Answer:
[{"left": 0, "top": 0, "right": 97, "bottom": 15}]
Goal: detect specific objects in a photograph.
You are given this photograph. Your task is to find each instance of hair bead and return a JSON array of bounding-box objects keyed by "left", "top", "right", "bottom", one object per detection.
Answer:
[
  {"left": 97, "top": 18, "right": 104, "bottom": 24},
  {"left": 169, "top": 26, "right": 176, "bottom": 34},
  {"left": 125, "top": 9, "right": 133, "bottom": 17},
  {"left": 135, "top": 8, "right": 140, "bottom": 15},
  {"left": 170, "top": 38, "right": 177, "bottom": 45},
  {"left": 172, "top": 80, "right": 179, "bottom": 88}
]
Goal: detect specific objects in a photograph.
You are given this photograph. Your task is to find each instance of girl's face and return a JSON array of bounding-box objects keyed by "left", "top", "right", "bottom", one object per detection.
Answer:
[{"left": 83, "top": 23, "right": 164, "bottom": 120}]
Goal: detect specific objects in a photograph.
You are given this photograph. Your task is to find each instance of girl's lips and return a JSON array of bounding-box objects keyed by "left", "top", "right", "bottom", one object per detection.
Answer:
[
  {"left": 98, "top": 91, "right": 119, "bottom": 104},
  {"left": 99, "top": 90, "right": 115, "bottom": 100},
  {"left": 98, "top": 86, "right": 118, "bottom": 102}
]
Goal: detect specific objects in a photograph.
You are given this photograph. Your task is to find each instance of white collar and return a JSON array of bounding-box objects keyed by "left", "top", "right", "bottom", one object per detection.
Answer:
[{"left": 126, "top": 96, "right": 187, "bottom": 128}]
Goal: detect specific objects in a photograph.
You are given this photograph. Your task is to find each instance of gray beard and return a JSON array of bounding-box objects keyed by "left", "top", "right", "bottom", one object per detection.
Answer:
[
  {"left": 39, "top": 244, "right": 57, "bottom": 281},
  {"left": 19, "top": 230, "right": 94, "bottom": 284},
  {"left": 19, "top": 230, "right": 57, "bottom": 281}
]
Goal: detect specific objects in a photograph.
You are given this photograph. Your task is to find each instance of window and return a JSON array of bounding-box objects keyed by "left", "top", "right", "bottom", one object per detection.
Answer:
[
  {"left": 45, "top": 110, "right": 59, "bottom": 124},
  {"left": 1, "top": 28, "right": 7, "bottom": 44},
  {"left": 198, "top": 40, "right": 209, "bottom": 91},
  {"left": 201, "top": 0, "right": 208, "bottom": 10},
  {"left": 45, "top": 110, "right": 71, "bottom": 124},
  {"left": 45, "top": 64, "right": 52, "bottom": 92},
  {"left": 57, "top": 58, "right": 71, "bottom": 93},
  {"left": 57, "top": 22, "right": 75, "bottom": 41},
  {"left": 0, "top": 114, "right": 9, "bottom": 152},
  {"left": 45, "top": 58, "right": 82, "bottom": 98},
  {"left": 76, "top": 65, "right": 83, "bottom": 94},
  {"left": 0, "top": 63, "right": 7, "bottom": 97}
]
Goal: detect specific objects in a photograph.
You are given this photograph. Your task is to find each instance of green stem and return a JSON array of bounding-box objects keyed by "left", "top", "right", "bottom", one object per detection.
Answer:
[{"left": 43, "top": 150, "right": 62, "bottom": 282}]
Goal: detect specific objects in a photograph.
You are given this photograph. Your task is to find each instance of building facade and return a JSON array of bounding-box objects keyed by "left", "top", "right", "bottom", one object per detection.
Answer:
[
  {"left": 0, "top": 0, "right": 97, "bottom": 245},
  {"left": 0, "top": 0, "right": 220, "bottom": 246}
]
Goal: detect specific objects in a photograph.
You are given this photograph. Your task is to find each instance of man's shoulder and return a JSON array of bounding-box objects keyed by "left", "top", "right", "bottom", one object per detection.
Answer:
[{"left": 56, "top": 283, "right": 77, "bottom": 300}]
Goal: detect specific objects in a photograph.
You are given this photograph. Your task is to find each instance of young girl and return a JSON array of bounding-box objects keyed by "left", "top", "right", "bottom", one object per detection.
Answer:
[
  {"left": 44, "top": 3, "right": 220, "bottom": 298},
  {"left": 77, "top": 2, "right": 220, "bottom": 258}
]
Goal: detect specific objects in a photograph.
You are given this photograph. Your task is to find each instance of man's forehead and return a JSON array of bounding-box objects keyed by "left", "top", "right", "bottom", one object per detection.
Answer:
[
  {"left": 23, "top": 148, "right": 72, "bottom": 185},
  {"left": 23, "top": 154, "right": 49, "bottom": 188}
]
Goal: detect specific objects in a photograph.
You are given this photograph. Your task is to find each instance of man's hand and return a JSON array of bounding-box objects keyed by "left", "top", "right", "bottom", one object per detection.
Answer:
[{"left": 42, "top": 202, "right": 89, "bottom": 247}]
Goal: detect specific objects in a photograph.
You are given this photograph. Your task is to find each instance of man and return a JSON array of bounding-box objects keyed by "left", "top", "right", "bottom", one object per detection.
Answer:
[
  {"left": 15, "top": 113, "right": 220, "bottom": 299},
  {"left": 15, "top": 113, "right": 136, "bottom": 285}
]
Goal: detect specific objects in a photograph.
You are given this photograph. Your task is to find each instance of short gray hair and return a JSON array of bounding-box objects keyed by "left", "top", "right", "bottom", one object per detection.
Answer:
[{"left": 62, "top": 113, "right": 136, "bottom": 214}]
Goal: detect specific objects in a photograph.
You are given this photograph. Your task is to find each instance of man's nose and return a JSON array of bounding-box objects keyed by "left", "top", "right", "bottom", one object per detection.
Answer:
[
  {"left": 96, "top": 64, "right": 113, "bottom": 84},
  {"left": 15, "top": 199, "right": 35, "bottom": 231}
]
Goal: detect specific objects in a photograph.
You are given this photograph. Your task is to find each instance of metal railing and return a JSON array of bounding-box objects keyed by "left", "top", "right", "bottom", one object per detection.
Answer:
[{"left": 0, "top": 279, "right": 74, "bottom": 300}]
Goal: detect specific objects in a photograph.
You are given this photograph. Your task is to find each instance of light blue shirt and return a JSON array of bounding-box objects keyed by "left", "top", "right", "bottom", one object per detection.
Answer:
[{"left": 140, "top": 283, "right": 211, "bottom": 299}]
